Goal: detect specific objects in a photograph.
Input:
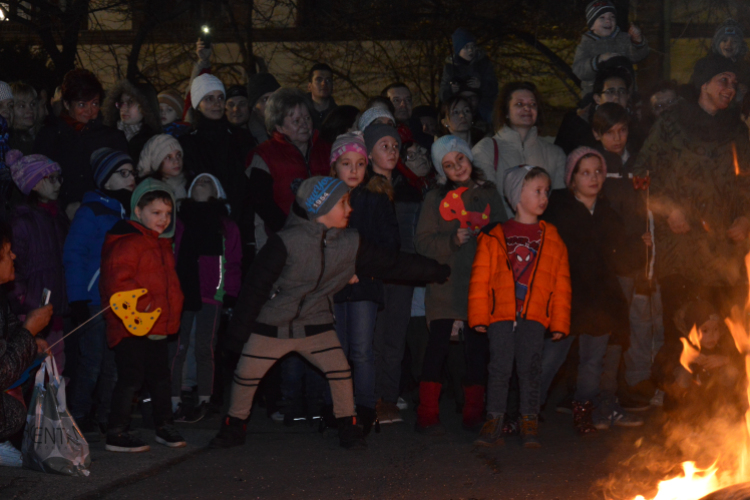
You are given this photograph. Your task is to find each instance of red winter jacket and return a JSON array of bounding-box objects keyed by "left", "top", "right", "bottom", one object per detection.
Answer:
[
  {"left": 247, "top": 130, "right": 331, "bottom": 215},
  {"left": 100, "top": 220, "right": 184, "bottom": 348}
]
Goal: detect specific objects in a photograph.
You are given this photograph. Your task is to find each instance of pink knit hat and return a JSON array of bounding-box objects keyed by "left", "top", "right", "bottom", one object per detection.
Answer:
[
  {"left": 330, "top": 131, "right": 367, "bottom": 167},
  {"left": 6, "top": 150, "right": 61, "bottom": 195},
  {"left": 565, "top": 146, "right": 607, "bottom": 187}
]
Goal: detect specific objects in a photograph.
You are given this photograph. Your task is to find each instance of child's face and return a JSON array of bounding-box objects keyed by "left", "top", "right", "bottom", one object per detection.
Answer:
[
  {"left": 160, "top": 150, "right": 183, "bottom": 179},
  {"left": 593, "top": 121, "right": 628, "bottom": 156},
  {"left": 118, "top": 93, "right": 143, "bottom": 126},
  {"left": 334, "top": 151, "right": 367, "bottom": 188},
  {"left": 33, "top": 172, "right": 62, "bottom": 203},
  {"left": 571, "top": 156, "right": 604, "bottom": 199},
  {"left": 699, "top": 318, "right": 721, "bottom": 350},
  {"left": 719, "top": 37, "right": 739, "bottom": 59},
  {"left": 458, "top": 42, "right": 476, "bottom": 62},
  {"left": 316, "top": 194, "right": 352, "bottom": 229},
  {"left": 441, "top": 151, "right": 472, "bottom": 184},
  {"left": 159, "top": 103, "right": 178, "bottom": 125},
  {"left": 369, "top": 136, "right": 400, "bottom": 172},
  {"left": 191, "top": 176, "right": 218, "bottom": 202},
  {"left": 135, "top": 198, "right": 173, "bottom": 235},
  {"left": 591, "top": 12, "right": 616, "bottom": 37},
  {"left": 104, "top": 163, "right": 136, "bottom": 192},
  {"left": 517, "top": 176, "right": 550, "bottom": 218}
]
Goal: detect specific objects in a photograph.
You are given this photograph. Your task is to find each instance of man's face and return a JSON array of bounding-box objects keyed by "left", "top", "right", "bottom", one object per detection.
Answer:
[
  {"left": 593, "top": 77, "right": 629, "bottom": 108},
  {"left": 387, "top": 86, "right": 412, "bottom": 122},
  {"left": 650, "top": 90, "right": 677, "bottom": 117},
  {"left": 308, "top": 70, "right": 333, "bottom": 101},
  {"left": 225, "top": 96, "right": 250, "bottom": 126}
]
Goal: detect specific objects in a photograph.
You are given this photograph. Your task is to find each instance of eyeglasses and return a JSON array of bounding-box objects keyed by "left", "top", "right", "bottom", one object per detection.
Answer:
[
  {"left": 114, "top": 169, "right": 134, "bottom": 178},
  {"left": 405, "top": 148, "right": 428, "bottom": 162},
  {"left": 44, "top": 174, "right": 63, "bottom": 184},
  {"left": 602, "top": 88, "right": 630, "bottom": 97},
  {"left": 652, "top": 99, "right": 677, "bottom": 111},
  {"left": 115, "top": 99, "right": 137, "bottom": 110}
]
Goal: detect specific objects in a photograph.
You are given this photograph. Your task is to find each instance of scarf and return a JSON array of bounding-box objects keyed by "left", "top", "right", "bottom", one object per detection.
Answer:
[
  {"left": 37, "top": 200, "right": 60, "bottom": 218},
  {"left": 117, "top": 120, "right": 142, "bottom": 142}
]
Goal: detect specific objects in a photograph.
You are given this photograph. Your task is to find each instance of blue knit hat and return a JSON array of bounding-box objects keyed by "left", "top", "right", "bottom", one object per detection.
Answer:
[
  {"left": 296, "top": 176, "right": 350, "bottom": 218},
  {"left": 452, "top": 28, "right": 476, "bottom": 56},
  {"left": 91, "top": 147, "right": 133, "bottom": 190},
  {"left": 431, "top": 135, "right": 473, "bottom": 184}
]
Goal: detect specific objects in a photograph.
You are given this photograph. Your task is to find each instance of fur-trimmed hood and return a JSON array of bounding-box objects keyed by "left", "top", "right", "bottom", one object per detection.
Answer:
[{"left": 102, "top": 79, "right": 161, "bottom": 133}]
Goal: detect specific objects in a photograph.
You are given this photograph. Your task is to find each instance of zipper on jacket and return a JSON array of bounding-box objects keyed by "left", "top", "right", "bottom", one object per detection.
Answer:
[
  {"left": 546, "top": 294, "right": 552, "bottom": 318},
  {"left": 522, "top": 224, "right": 546, "bottom": 321},
  {"left": 491, "top": 289, "right": 496, "bottom": 315},
  {"left": 289, "top": 230, "right": 327, "bottom": 333}
]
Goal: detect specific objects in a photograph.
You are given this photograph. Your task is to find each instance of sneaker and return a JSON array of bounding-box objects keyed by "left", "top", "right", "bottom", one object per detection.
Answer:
[
  {"left": 155, "top": 424, "right": 187, "bottom": 448},
  {"left": 396, "top": 397, "right": 408, "bottom": 410},
  {"left": 619, "top": 394, "right": 651, "bottom": 412},
  {"left": 210, "top": 416, "right": 247, "bottom": 448},
  {"left": 593, "top": 412, "right": 612, "bottom": 431},
  {"left": 0, "top": 441, "right": 22, "bottom": 467},
  {"left": 610, "top": 409, "right": 644, "bottom": 428},
  {"left": 270, "top": 410, "right": 285, "bottom": 422},
  {"left": 173, "top": 402, "right": 191, "bottom": 423},
  {"left": 555, "top": 396, "right": 574, "bottom": 415},
  {"left": 106, "top": 431, "right": 151, "bottom": 452},
  {"left": 184, "top": 402, "right": 208, "bottom": 424},
  {"left": 650, "top": 389, "right": 665, "bottom": 407},
  {"left": 474, "top": 417, "right": 504, "bottom": 447},
  {"left": 520, "top": 415, "right": 541, "bottom": 449},
  {"left": 377, "top": 400, "right": 403, "bottom": 425}
]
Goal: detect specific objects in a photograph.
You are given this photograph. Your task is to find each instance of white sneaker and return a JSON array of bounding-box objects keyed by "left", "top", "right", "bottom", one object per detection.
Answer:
[
  {"left": 396, "top": 397, "right": 408, "bottom": 410},
  {"left": 650, "top": 389, "right": 665, "bottom": 407},
  {"left": 0, "top": 441, "right": 23, "bottom": 467},
  {"left": 270, "top": 411, "right": 285, "bottom": 422}
]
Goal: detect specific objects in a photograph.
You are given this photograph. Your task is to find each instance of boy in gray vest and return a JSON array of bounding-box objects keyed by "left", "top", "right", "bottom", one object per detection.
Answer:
[{"left": 211, "top": 176, "right": 450, "bottom": 449}]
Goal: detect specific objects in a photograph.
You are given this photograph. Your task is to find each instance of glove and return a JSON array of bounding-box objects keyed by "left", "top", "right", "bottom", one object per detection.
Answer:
[
  {"left": 69, "top": 300, "right": 91, "bottom": 327},
  {"left": 222, "top": 295, "right": 237, "bottom": 310},
  {"left": 435, "top": 264, "right": 451, "bottom": 284}
]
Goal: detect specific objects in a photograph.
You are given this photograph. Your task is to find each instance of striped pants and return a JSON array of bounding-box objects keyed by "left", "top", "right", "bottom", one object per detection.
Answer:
[{"left": 228, "top": 331, "right": 355, "bottom": 420}]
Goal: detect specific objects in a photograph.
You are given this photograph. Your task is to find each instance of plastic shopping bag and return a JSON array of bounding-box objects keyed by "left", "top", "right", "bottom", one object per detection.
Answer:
[{"left": 22, "top": 355, "right": 90, "bottom": 476}]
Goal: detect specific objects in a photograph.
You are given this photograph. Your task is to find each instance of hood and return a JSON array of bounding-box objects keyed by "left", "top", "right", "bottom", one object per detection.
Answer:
[
  {"left": 187, "top": 173, "right": 227, "bottom": 200},
  {"left": 130, "top": 177, "right": 177, "bottom": 238},
  {"left": 102, "top": 79, "right": 162, "bottom": 133}
]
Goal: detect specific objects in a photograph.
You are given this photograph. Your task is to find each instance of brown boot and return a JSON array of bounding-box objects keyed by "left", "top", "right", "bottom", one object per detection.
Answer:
[{"left": 520, "top": 414, "right": 541, "bottom": 448}]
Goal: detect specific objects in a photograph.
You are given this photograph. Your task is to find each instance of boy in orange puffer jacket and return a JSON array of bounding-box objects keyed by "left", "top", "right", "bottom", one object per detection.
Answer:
[{"left": 469, "top": 165, "right": 571, "bottom": 448}]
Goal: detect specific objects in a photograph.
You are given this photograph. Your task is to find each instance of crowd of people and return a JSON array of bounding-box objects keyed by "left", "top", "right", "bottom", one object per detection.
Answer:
[{"left": 1, "top": 0, "right": 750, "bottom": 463}]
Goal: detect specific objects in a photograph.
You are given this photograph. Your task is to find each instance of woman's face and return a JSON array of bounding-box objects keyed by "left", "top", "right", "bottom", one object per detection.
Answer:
[
  {"left": 104, "top": 163, "right": 136, "bottom": 191},
  {"left": 0, "top": 241, "right": 16, "bottom": 284},
  {"left": 594, "top": 121, "right": 629, "bottom": 156},
  {"left": 118, "top": 93, "right": 143, "bottom": 126},
  {"left": 441, "top": 151, "right": 472, "bottom": 184},
  {"left": 13, "top": 96, "right": 37, "bottom": 130},
  {"left": 334, "top": 151, "right": 367, "bottom": 188},
  {"left": 507, "top": 89, "right": 538, "bottom": 130},
  {"left": 160, "top": 103, "right": 179, "bottom": 125},
  {"left": 33, "top": 172, "right": 62, "bottom": 202},
  {"left": 369, "top": 136, "right": 400, "bottom": 172},
  {"left": 405, "top": 144, "right": 431, "bottom": 177},
  {"left": 276, "top": 104, "right": 313, "bottom": 146},
  {"left": 160, "top": 149, "right": 183, "bottom": 178},
  {"left": 571, "top": 156, "right": 604, "bottom": 199},
  {"left": 65, "top": 97, "right": 100, "bottom": 124},
  {"left": 444, "top": 100, "right": 472, "bottom": 133},
  {"left": 198, "top": 90, "right": 226, "bottom": 120}
]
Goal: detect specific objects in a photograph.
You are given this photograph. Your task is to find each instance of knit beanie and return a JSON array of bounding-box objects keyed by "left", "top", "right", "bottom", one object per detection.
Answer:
[
  {"left": 431, "top": 135, "right": 473, "bottom": 183},
  {"left": 690, "top": 54, "right": 739, "bottom": 90},
  {"left": 358, "top": 106, "right": 395, "bottom": 132},
  {"left": 190, "top": 74, "right": 225, "bottom": 109},
  {"left": 296, "top": 176, "right": 350, "bottom": 219},
  {"left": 7, "top": 150, "right": 60, "bottom": 195},
  {"left": 158, "top": 91, "right": 184, "bottom": 118},
  {"left": 247, "top": 73, "right": 281, "bottom": 108},
  {"left": 91, "top": 147, "right": 134, "bottom": 189},
  {"left": 712, "top": 19, "right": 747, "bottom": 58},
  {"left": 452, "top": 28, "right": 476, "bottom": 56},
  {"left": 138, "top": 134, "right": 182, "bottom": 177},
  {"left": 0, "top": 82, "right": 12, "bottom": 102},
  {"left": 685, "top": 300, "right": 720, "bottom": 332},
  {"left": 565, "top": 147, "right": 607, "bottom": 187},
  {"left": 363, "top": 123, "right": 401, "bottom": 154},
  {"left": 226, "top": 85, "right": 248, "bottom": 100},
  {"left": 330, "top": 131, "right": 367, "bottom": 166},
  {"left": 585, "top": 0, "right": 617, "bottom": 29},
  {"left": 503, "top": 165, "right": 536, "bottom": 214}
]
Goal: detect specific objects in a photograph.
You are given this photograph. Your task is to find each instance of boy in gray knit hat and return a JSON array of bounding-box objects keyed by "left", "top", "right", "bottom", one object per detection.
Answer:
[{"left": 211, "top": 176, "right": 450, "bottom": 451}]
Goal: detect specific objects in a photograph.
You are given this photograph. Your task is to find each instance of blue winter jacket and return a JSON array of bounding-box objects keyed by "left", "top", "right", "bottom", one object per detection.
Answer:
[{"left": 63, "top": 191, "right": 126, "bottom": 306}]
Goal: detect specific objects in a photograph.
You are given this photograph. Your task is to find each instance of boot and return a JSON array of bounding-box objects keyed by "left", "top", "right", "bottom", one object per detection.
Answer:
[
  {"left": 337, "top": 416, "right": 367, "bottom": 450},
  {"left": 520, "top": 414, "right": 541, "bottom": 448},
  {"left": 357, "top": 405, "right": 378, "bottom": 436},
  {"left": 210, "top": 415, "right": 247, "bottom": 448},
  {"left": 474, "top": 415, "right": 504, "bottom": 446},
  {"left": 318, "top": 404, "right": 338, "bottom": 434},
  {"left": 572, "top": 400, "right": 597, "bottom": 435},
  {"left": 415, "top": 381, "right": 446, "bottom": 435},
  {"left": 462, "top": 385, "right": 486, "bottom": 431}
]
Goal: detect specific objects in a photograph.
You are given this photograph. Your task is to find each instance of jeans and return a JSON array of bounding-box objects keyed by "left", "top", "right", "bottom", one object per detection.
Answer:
[
  {"left": 540, "top": 334, "right": 610, "bottom": 404},
  {"left": 327, "top": 301, "right": 379, "bottom": 409},
  {"left": 486, "top": 319, "right": 545, "bottom": 417},
  {"left": 619, "top": 276, "right": 664, "bottom": 387},
  {"left": 170, "top": 303, "right": 221, "bottom": 398},
  {"left": 374, "top": 284, "right": 414, "bottom": 403},
  {"left": 421, "top": 319, "right": 488, "bottom": 386},
  {"left": 68, "top": 305, "right": 117, "bottom": 423},
  {"left": 280, "top": 354, "right": 327, "bottom": 416},
  {"left": 540, "top": 335, "right": 575, "bottom": 406}
]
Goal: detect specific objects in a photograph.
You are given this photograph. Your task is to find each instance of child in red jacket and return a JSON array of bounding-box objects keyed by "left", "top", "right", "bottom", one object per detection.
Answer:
[{"left": 100, "top": 178, "right": 185, "bottom": 453}]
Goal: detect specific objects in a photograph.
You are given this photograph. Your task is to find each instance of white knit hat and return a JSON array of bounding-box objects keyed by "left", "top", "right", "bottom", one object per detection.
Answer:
[
  {"left": 138, "top": 134, "right": 182, "bottom": 177},
  {"left": 358, "top": 106, "right": 395, "bottom": 132},
  {"left": 190, "top": 74, "right": 225, "bottom": 109},
  {"left": 0, "top": 82, "right": 13, "bottom": 102},
  {"left": 431, "top": 135, "right": 473, "bottom": 184}
]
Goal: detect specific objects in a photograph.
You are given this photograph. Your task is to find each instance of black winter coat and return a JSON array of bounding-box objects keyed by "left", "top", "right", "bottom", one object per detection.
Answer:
[
  {"left": 542, "top": 189, "right": 630, "bottom": 344},
  {"left": 127, "top": 123, "right": 158, "bottom": 163},
  {"left": 34, "top": 115, "right": 128, "bottom": 208}
]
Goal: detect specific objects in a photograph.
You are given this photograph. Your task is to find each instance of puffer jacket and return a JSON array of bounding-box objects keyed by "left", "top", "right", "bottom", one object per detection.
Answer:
[
  {"left": 102, "top": 79, "right": 161, "bottom": 161},
  {"left": 439, "top": 49, "right": 499, "bottom": 123},
  {"left": 472, "top": 126, "right": 566, "bottom": 215},
  {"left": 63, "top": 190, "right": 127, "bottom": 307},
  {"left": 468, "top": 220, "right": 571, "bottom": 334},
  {"left": 10, "top": 204, "right": 69, "bottom": 314}
]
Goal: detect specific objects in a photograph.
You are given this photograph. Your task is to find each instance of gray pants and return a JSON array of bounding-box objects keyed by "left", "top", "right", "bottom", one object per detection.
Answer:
[
  {"left": 374, "top": 284, "right": 413, "bottom": 403},
  {"left": 487, "top": 319, "right": 545, "bottom": 417},
  {"left": 170, "top": 303, "right": 221, "bottom": 398}
]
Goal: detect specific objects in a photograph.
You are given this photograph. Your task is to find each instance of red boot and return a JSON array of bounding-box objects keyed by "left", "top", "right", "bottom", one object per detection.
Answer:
[
  {"left": 416, "top": 381, "right": 445, "bottom": 435},
  {"left": 462, "top": 385, "right": 486, "bottom": 431}
]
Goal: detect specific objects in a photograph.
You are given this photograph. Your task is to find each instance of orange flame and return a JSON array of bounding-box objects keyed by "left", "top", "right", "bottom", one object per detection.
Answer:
[
  {"left": 679, "top": 333, "right": 701, "bottom": 374},
  {"left": 634, "top": 462, "right": 719, "bottom": 500},
  {"left": 733, "top": 142, "right": 740, "bottom": 176}
]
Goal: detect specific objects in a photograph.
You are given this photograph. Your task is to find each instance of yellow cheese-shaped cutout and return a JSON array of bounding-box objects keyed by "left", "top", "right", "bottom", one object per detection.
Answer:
[{"left": 110, "top": 289, "right": 162, "bottom": 336}]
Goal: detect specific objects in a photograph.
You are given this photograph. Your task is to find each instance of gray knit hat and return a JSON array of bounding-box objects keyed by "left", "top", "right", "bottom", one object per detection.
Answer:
[
  {"left": 138, "top": 134, "right": 182, "bottom": 177},
  {"left": 585, "top": 1, "right": 616, "bottom": 29},
  {"left": 296, "top": 176, "right": 350, "bottom": 219},
  {"left": 503, "top": 165, "right": 537, "bottom": 214},
  {"left": 430, "top": 135, "right": 473, "bottom": 184},
  {"left": 358, "top": 106, "right": 395, "bottom": 132},
  {"left": 0, "top": 81, "right": 12, "bottom": 102},
  {"left": 363, "top": 123, "right": 401, "bottom": 154}
]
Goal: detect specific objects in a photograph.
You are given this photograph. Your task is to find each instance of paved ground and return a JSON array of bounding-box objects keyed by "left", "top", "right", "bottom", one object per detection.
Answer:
[{"left": 0, "top": 396, "right": 660, "bottom": 500}]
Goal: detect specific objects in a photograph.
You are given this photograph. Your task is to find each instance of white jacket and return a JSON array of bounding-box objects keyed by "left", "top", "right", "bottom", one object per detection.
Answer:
[{"left": 472, "top": 126, "right": 566, "bottom": 215}]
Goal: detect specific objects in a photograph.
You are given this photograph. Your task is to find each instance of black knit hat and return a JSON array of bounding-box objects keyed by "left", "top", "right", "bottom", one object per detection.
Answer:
[
  {"left": 690, "top": 54, "right": 739, "bottom": 90},
  {"left": 226, "top": 85, "right": 248, "bottom": 100},
  {"left": 247, "top": 73, "right": 280, "bottom": 108},
  {"left": 363, "top": 123, "right": 401, "bottom": 154}
]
